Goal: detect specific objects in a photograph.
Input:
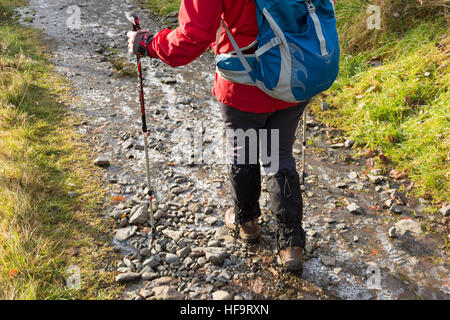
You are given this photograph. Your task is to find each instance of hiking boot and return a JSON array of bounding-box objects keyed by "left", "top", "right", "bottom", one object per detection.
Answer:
[
  {"left": 279, "top": 247, "right": 303, "bottom": 272},
  {"left": 225, "top": 208, "right": 260, "bottom": 242}
]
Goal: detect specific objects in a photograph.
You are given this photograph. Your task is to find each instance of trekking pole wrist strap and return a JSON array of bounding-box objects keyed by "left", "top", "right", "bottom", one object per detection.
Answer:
[{"left": 133, "top": 31, "right": 153, "bottom": 57}]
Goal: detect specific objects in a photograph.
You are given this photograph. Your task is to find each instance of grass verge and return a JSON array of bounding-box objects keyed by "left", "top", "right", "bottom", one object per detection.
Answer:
[
  {"left": 312, "top": 0, "right": 449, "bottom": 203},
  {"left": 141, "top": 0, "right": 180, "bottom": 16},
  {"left": 0, "top": 1, "right": 120, "bottom": 299}
]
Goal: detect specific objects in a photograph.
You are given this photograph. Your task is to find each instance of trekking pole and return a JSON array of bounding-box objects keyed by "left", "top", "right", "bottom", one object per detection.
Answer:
[
  {"left": 126, "top": 12, "right": 155, "bottom": 234},
  {"left": 301, "top": 106, "right": 307, "bottom": 191}
]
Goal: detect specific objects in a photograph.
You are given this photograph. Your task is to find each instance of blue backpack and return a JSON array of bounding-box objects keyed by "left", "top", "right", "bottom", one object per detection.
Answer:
[{"left": 215, "top": 0, "right": 340, "bottom": 103}]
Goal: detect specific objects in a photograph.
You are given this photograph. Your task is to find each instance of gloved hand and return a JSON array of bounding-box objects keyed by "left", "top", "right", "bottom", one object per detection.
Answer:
[{"left": 127, "top": 30, "right": 153, "bottom": 57}]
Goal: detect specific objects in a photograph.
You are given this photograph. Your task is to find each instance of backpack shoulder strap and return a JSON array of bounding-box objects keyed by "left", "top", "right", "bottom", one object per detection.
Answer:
[{"left": 217, "top": 20, "right": 253, "bottom": 74}]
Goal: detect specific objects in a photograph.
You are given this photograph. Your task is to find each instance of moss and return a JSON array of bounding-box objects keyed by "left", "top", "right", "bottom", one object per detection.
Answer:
[{"left": 106, "top": 48, "right": 136, "bottom": 77}]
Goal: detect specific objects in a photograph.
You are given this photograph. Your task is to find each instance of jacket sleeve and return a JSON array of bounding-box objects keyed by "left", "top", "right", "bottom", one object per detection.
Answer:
[{"left": 148, "top": 0, "right": 223, "bottom": 68}]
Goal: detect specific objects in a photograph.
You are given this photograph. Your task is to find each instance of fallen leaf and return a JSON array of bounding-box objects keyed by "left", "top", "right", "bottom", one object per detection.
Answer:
[
  {"left": 69, "top": 247, "right": 80, "bottom": 256},
  {"left": 365, "top": 149, "right": 375, "bottom": 158},
  {"left": 8, "top": 268, "right": 19, "bottom": 277},
  {"left": 112, "top": 195, "right": 126, "bottom": 204},
  {"left": 390, "top": 169, "right": 407, "bottom": 180},
  {"left": 184, "top": 193, "right": 193, "bottom": 204},
  {"left": 262, "top": 255, "right": 275, "bottom": 264},
  {"left": 423, "top": 192, "right": 433, "bottom": 200},
  {"left": 267, "top": 267, "right": 280, "bottom": 277},
  {"left": 366, "top": 158, "right": 374, "bottom": 169},
  {"left": 251, "top": 279, "right": 264, "bottom": 295},
  {"left": 142, "top": 227, "right": 152, "bottom": 234}
]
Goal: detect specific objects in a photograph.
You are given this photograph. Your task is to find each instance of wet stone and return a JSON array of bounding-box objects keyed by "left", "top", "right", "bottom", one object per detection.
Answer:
[
  {"left": 384, "top": 199, "right": 394, "bottom": 209},
  {"left": 348, "top": 171, "right": 358, "bottom": 180},
  {"left": 108, "top": 209, "right": 122, "bottom": 220},
  {"left": 347, "top": 202, "right": 364, "bottom": 215},
  {"left": 197, "top": 257, "right": 206, "bottom": 267},
  {"left": 122, "top": 140, "right": 133, "bottom": 149},
  {"left": 344, "top": 139, "right": 355, "bottom": 148},
  {"left": 394, "top": 219, "right": 422, "bottom": 236},
  {"left": 115, "top": 272, "right": 140, "bottom": 283},
  {"left": 143, "top": 255, "right": 161, "bottom": 269},
  {"left": 161, "top": 77, "right": 177, "bottom": 84},
  {"left": 331, "top": 143, "right": 345, "bottom": 149},
  {"left": 336, "top": 223, "right": 346, "bottom": 230},
  {"left": 205, "top": 247, "right": 228, "bottom": 266},
  {"left": 165, "top": 253, "right": 179, "bottom": 264},
  {"left": 204, "top": 216, "right": 218, "bottom": 226},
  {"left": 367, "top": 174, "right": 385, "bottom": 184},
  {"left": 388, "top": 226, "right": 398, "bottom": 238},
  {"left": 212, "top": 290, "right": 233, "bottom": 300},
  {"left": 320, "top": 255, "right": 336, "bottom": 267},
  {"left": 390, "top": 203, "right": 404, "bottom": 214},
  {"left": 141, "top": 270, "right": 158, "bottom": 281},
  {"left": 307, "top": 230, "right": 317, "bottom": 237},
  {"left": 439, "top": 204, "right": 450, "bottom": 216},
  {"left": 335, "top": 182, "right": 347, "bottom": 189},
  {"left": 129, "top": 205, "right": 149, "bottom": 225},
  {"left": 177, "top": 247, "right": 191, "bottom": 259},
  {"left": 151, "top": 286, "right": 184, "bottom": 300},
  {"left": 94, "top": 156, "right": 110, "bottom": 167},
  {"left": 162, "top": 229, "right": 183, "bottom": 242},
  {"left": 115, "top": 226, "right": 137, "bottom": 241}
]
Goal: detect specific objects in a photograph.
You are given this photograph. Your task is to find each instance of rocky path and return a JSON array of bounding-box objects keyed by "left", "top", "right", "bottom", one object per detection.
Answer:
[{"left": 18, "top": 0, "right": 449, "bottom": 300}]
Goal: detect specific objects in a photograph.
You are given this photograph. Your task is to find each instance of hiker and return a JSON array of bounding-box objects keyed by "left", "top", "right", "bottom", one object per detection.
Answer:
[{"left": 127, "top": 0, "right": 339, "bottom": 272}]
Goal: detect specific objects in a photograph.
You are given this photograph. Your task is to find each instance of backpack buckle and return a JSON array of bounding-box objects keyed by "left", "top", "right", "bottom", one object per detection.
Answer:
[
  {"left": 305, "top": 0, "right": 315, "bottom": 13},
  {"left": 271, "top": 37, "right": 282, "bottom": 46}
]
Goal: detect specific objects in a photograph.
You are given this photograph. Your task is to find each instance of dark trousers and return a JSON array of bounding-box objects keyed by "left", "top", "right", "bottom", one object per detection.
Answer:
[
  {"left": 219, "top": 101, "right": 308, "bottom": 248},
  {"left": 219, "top": 102, "right": 308, "bottom": 171}
]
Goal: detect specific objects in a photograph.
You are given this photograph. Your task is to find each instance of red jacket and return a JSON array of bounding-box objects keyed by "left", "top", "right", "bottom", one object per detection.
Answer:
[{"left": 148, "top": 0, "right": 297, "bottom": 113}]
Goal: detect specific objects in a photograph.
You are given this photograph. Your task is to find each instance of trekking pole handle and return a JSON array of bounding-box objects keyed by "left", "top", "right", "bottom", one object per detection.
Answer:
[
  {"left": 126, "top": 12, "right": 148, "bottom": 134},
  {"left": 126, "top": 12, "right": 141, "bottom": 32}
]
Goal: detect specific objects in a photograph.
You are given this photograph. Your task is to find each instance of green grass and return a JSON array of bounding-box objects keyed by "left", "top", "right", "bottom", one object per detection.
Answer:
[
  {"left": 141, "top": 0, "right": 180, "bottom": 16},
  {"left": 312, "top": 0, "right": 449, "bottom": 203},
  {"left": 0, "top": 1, "right": 120, "bottom": 299}
]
